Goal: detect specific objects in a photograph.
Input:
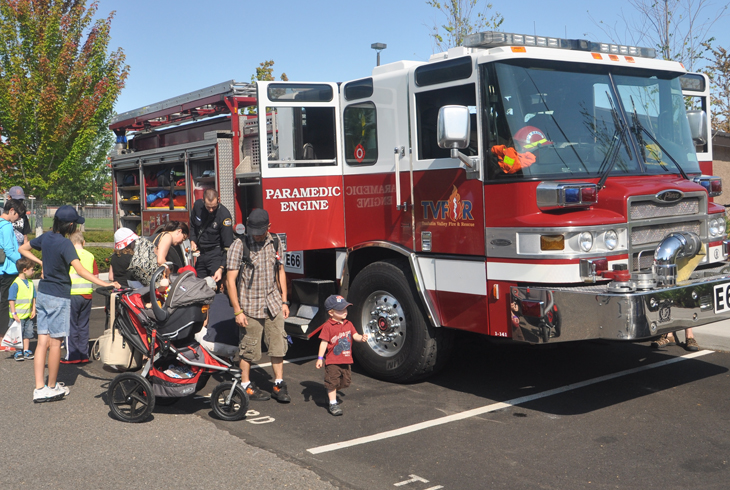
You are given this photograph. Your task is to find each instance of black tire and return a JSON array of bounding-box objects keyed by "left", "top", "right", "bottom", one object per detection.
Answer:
[
  {"left": 211, "top": 382, "right": 249, "bottom": 421},
  {"left": 108, "top": 373, "right": 155, "bottom": 423},
  {"left": 349, "top": 260, "right": 453, "bottom": 383}
]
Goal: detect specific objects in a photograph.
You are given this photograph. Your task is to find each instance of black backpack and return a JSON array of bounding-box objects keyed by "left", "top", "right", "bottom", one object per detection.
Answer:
[{"left": 236, "top": 233, "right": 282, "bottom": 291}]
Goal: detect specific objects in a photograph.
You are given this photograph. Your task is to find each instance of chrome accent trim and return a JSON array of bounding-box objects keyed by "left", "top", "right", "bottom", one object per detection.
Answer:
[
  {"left": 653, "top": 231, "right": 702, "bottom": 286},
  {"left": 347, "top": 241, "right": 441, "bottom": 329},
  {"left": 510, "top": 269, "right": 730, "bottom": 343},
  {"left": 486, "top": 225, "right": 629, "bottom": 260},
  {"left": 536, "top": 181, "right": 598, "bottom": 210},
  {"left": 579, "top": 258, "right": 605, "bottom": 283},
  {"left": 654, "top": 189, "right": 684, "bottom": 202},
  {"left": 421, "top": 231, "right": 432, "bottom": 251},
  {"left": 627, "top": 191, "right": 708, "bottom": 272}
]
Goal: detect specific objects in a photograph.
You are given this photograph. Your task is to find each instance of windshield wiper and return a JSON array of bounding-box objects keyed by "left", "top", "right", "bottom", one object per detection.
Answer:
[
  {"left": 629, "top": 96, "right": 689, "bottom": 181},
  {"left": 597, "top": 92, "right": 632, "bottom": 191}
]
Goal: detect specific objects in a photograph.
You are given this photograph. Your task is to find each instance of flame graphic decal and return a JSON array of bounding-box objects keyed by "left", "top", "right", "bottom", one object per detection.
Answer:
[{"left": 446, "top": 185, "right": 463, "bottom": 222}]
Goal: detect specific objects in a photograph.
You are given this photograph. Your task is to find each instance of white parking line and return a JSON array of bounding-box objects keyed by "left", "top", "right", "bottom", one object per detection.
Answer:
[
  {"left": 252, "top": 355, "right": 317, "bottom": 369},
  {"left": 307, "top": 350, "right": 713, "bottom": 454},
  {"left": 92, "top": 306, "right": 105, "bottom": 310}
]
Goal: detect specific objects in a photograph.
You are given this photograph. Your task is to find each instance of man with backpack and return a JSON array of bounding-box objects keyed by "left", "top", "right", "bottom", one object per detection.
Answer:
[{"left": 225, "top": 209, "right": 291, "bottom": 403}]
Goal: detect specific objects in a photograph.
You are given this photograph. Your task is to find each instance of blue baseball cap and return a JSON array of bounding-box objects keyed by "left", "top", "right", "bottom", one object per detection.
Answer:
[
  {"left": 324, "top": 295, "right": 352, "bottom": 311},
  {"left": 55, "top": 205, "right": 85, "bottom": 224}
]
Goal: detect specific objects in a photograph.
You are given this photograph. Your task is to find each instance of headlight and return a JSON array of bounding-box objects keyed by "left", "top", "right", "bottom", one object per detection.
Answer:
[
  {"left": 579, "top": 231, "right": 594, "bottom": 252},
  {"left": 605, "top": 229, "right": 618, "bottom": 250},
  {"left": 710, "top": 219, "right": 719, "bottom": 236},
  {"left": 710, "top": 218, "right": 724, "bottom": 237}
]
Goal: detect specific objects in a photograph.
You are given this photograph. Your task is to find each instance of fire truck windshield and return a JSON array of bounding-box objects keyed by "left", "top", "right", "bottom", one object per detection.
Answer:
[{"left": 482, "top": 60, "right": 701, "bottom": 181}]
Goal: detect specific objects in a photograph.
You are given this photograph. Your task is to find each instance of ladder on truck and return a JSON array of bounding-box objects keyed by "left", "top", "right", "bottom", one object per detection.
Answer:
[{"left": 110, "top": 80, "right": 257, "bottom": 133}]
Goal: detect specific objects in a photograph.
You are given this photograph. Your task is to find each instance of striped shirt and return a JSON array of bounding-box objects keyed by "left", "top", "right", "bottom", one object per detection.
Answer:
[{"left": 226, "top": 234, "right": 281, "bottom": 319}]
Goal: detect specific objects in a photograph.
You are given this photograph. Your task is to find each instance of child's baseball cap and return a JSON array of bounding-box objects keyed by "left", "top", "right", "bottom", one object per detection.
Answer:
[{"left": 324, "top": 295, "right": 352, "bottom": 312}]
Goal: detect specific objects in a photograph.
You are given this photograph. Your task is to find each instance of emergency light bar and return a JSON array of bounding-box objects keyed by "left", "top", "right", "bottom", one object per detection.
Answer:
[
  {"left": 692, "top": 176, "right": 723, "bottom": 197},
  {"left": 464, "top": 31, "right": 657, "bottom": 59},
  {"left": 536, "top": 182, "right": 598, "bottom": 211}
]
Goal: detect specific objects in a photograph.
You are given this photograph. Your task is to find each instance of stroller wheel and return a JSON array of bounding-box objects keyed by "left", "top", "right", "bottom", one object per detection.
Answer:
[
  {"left": 211, "top": 382, "right": 249, "bottom": 421},
  {"left": 108, "top": 373, "right": 155, "bottom": 423}
]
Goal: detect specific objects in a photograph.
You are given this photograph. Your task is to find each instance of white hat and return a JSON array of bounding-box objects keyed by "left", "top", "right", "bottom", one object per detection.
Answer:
[{"left": 114, "top": 228, "right": 139, "bottom": 250}]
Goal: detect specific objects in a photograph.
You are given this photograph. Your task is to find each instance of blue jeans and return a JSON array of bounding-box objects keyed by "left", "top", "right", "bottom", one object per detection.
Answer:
[
  {"left": 36, "top": 291, "right": 71, "bottom": 339},
  {"left": 65, "top": 296, "right": 92, "bottom": 361}
]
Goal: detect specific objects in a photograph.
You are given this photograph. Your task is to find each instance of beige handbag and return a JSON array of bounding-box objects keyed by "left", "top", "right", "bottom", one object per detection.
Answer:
[{"left": 98, "top": 292, "right": 142, "bottom": 371}]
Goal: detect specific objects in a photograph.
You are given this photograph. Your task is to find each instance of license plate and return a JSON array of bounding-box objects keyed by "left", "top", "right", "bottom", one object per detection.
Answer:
[
  {"left": 714, "top": 283, "right": 730, "bottom": 314},
  {"left": 284, "top": 251, "right": 303, "bottom": 274}
]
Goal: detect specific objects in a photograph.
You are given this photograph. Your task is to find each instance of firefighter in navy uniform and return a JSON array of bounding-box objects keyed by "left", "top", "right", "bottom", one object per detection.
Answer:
[{"left": 189, "top": 189, "right": 233, "bottom": 283}]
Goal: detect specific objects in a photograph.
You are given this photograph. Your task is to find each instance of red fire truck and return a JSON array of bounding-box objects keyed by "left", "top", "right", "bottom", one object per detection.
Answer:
[{"left": 110, "top": 31, "right": 729, "bottom": 383}]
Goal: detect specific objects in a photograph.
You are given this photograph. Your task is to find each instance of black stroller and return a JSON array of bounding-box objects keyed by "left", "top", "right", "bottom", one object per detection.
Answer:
[{"left": 97, "top": 266, "right": 248, "bottom": 423}]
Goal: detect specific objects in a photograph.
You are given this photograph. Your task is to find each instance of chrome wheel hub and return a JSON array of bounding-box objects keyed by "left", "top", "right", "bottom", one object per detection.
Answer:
[{"left": 362, "top": 291, "right": 406, "bottom": 357}]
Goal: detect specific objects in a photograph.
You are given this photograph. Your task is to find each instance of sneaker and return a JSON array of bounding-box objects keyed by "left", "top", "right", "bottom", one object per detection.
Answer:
[
  {"left": 651, "top": 334, "right": 676, "bottom": 349},
  {"left": 50, "top": 382, "right": 70, "bottom": 397},
  {"left": 328, "top": 402, "right": 343, "bottom": 416},
  {"left": 23, "top": 350, "right": 34, "bottom": 360},
  {"left": 14, "top": 351, "right": 24, "bottom": 361},
  {"left": 33, "top": 385, "right": 63, "bottom": 403},
  {"left": 244, "top": 381, "right": 270, "bottom": 401},
  {"left": 272, "top": 381, "right": 291, "bottom": 403},
  {"left": 685, "top": 337, "right": 700, "bottom": 352}
]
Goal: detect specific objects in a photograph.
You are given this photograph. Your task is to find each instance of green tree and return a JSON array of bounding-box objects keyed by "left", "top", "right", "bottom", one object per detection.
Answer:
[
  {"left": 247, "top": 60, "right": 288, "bottom": 114},
  {"left": 701, "top": 43, "right": 730, "bottom": 133},
  {"left": 48, "top": 130, "right": 113, "bottom": 228},
  {"left": 589, "top": 0, "right": 728, "bottom": 71},
  {"left": 251, "top": 59, "right": 288, "bottom": 83},
  {"left": 426, "top": 0, "right": 503, "bottom": 52},
  {"left": 0, "top": 0, "right": 128, "bottom": 232}
]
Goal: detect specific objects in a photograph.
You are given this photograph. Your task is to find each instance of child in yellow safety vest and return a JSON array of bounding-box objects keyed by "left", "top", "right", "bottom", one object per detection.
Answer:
[
  {"left": 8, "top": 257, "right": 36, "bottom": 361},
  {"left": 61, "top": 231, "right": 98, "bottom": 364}
]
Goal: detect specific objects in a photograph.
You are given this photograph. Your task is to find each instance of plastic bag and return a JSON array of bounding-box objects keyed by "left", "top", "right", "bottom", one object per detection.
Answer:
[{"left": 1, "top": 320, "right": 22, "bottom": 351}]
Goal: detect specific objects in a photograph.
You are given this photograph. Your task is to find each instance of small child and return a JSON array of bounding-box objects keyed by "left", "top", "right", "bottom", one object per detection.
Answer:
[
  {"left": 62, "top": 231, "right": 98, "bottom": 364},
  {"left": 8, "top": 257, "right": 36, "bottom": 361},
  {"left": 315, "top": 295, "right": 368, "bottom": 416}
]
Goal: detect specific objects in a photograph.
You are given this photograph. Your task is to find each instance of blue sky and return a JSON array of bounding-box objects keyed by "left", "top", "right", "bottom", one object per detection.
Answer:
[{"left": 96, "top": 0, "right": 730, "bottom": 114}]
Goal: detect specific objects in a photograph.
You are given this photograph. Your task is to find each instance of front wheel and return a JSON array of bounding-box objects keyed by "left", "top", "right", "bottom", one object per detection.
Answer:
[
  {"left": 108, "top": 373, "right": 155, "bottom": 423},
  {"left": 349, "top": 260, "right": 453, "bottom": 383},
  {"left": 211, "top": 381, "right": 249, "bottom": 421}
]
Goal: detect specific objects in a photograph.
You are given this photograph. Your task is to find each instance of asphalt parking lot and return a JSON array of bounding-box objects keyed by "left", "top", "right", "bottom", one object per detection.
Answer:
[{"left": 78, "top": 292, "right": 730, "bottom": 489}]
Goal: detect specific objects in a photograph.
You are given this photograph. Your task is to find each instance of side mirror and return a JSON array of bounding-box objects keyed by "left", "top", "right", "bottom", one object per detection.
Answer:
[
  {"left": 437, "top": 105, "right": 471, "bottom": 150},
  {"left": 686, "top": 110, "right": 707, "bottom": 146}
]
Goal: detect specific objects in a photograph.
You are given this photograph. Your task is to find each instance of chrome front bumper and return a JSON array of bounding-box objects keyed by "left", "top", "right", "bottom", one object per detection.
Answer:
[{"left": 510, "top": 265, "right": 730, "bottom": 343}]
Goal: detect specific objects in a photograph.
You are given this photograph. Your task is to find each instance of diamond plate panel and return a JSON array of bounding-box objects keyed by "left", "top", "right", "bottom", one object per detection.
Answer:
[
  {"left": 629, "top": 198, "right": 699, "bottom": 220},
  {"left": 217, "top": 138, "right": 235, "bottom": 223}
]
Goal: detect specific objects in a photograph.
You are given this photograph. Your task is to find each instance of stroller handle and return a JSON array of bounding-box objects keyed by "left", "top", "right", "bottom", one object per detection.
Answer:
[
  {"left": 94, "top": 286, "right": 115, "bottom": 297},
  {"left": 149, "top": 266, "right": 169, "bottom": 323}
]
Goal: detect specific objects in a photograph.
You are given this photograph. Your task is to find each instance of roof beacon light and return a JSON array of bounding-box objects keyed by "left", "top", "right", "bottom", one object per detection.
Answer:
[
  {"left": 536, "top": 182, "right": 599, "bottom": 211},
  {"left": 693, "top": 176, "right": 723, "bottom": 197},
  {"left": 464, "top": 31, "right": 657, "bottom": 59}
]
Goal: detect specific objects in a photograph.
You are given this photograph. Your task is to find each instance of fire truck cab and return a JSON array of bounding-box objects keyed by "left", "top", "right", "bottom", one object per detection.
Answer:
[{"left": 110, "top": 31, "right": 730, "bottom": 383}]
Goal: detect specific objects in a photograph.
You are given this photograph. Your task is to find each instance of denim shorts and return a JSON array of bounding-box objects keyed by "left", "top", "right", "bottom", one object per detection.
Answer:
[
  {"left": 36, "top": 291, "right": 71, "bottom": 338},
  {"left": 8, "top": 317, "right": 35, "bottom": 339}
]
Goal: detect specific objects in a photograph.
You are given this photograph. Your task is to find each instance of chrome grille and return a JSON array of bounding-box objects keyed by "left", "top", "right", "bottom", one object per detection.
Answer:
[
  {"left": 632, "top": 252, "right": 655, "bottom": 271},
  {"left": 629, "top": 198, "right": 699, "bottom": 220},
  {"left": 626, "top": 192, "right": 707, "bottom": 272},
  {"left": 631, "top": 221, "right": 701, "bottom": 245}
]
